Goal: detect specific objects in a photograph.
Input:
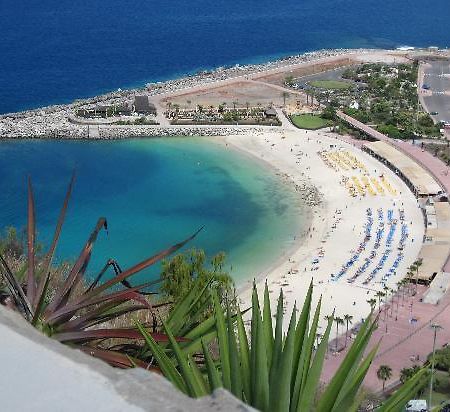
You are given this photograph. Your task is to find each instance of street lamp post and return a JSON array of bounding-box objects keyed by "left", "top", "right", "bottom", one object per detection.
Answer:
[{"left": 429, "top": 323, "right": 443, "bottom": 409}]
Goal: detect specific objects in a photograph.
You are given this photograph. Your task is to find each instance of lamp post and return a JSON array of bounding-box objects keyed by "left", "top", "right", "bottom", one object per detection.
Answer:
[{"left": 429, "top": 323, "right": 443, "bottom": 409}]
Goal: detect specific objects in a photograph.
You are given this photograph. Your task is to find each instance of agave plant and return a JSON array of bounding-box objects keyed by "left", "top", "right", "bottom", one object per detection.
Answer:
[
  {"left": 0, "top": 175, "right": 203, "bottom": 367},
  {"left": 139, "top": 281, "right": 427, "bottom": 411}
]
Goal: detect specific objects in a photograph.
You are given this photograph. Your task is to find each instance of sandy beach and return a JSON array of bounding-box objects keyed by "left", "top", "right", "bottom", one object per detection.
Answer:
[{"left": 225, "top": 128, "right": 425, "bottom": 333}]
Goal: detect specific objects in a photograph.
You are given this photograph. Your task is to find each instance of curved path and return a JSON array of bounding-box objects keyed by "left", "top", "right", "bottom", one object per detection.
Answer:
[{"left": 336, "top": 111, "right": 450, "bottom": 196}]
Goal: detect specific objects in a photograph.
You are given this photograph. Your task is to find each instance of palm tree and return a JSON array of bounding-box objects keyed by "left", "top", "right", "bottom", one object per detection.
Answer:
[
  {"left": 343, "top": 314, "right": 353, "bottom": 347},
  {"left": 383, "top": 285, "right": 390, "bottom": 320},
  {"left": 396, "top": 281, "right": 404, "bottom": 307},
  {"left": 400, "top": 365, "right": 421, "bottom": 384},
  {"left": 390, "top": 288, "right": 396, "bottom": 316},
  {"left": 282, "top": 91, "right": 289, "bottom": 107},
  {"left": 377, "top": 365, "right": 393, "bottom": 392},
  {"left": 407, "top": 258, "right": 423, "bottom": 295},
  {"left": 367, "top": 298, "right": 377, "bottom": 311},
  {"left": 334, "top": 316, "right": 344, "bottom": 352},
  {"left": 405, "top": 271, "right": 414, "bottom": 296},
  {"left": 414, "top": 258, "right": 423, "bottom": 292},
  {"left": 375, "top": 291, "right": 385, "bottom": 312},
  {"left": 400, "top": 278, "right": 409, "bottom": 303}
]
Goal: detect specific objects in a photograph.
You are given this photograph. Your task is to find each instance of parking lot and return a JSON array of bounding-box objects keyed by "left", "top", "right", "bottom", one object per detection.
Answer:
[{"left": 421, "top": 59, "right": 450, "bottom": 123}]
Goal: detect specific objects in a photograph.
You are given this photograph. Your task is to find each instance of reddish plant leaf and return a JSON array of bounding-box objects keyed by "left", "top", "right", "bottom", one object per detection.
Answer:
[
  {"left": 0, "top": 254, "right": 33, "bottom": 321},
  {"left": 32, "top": 273, "right": 51, "bottom": 326},
  {"left": 44, "top": 218, "right": 107, "bottom": 317},
  {"left": 58, "top": 303, "right": 148, "bottom": 332},
  {"left": 86, "top": 259, "right": 157, "bottom": 296},
  {"left": 53, "top": 328, "right": 188, "bottom": 343},
  {"left": 34, "top": 173, "right": 75, "bottom": 310},
  {"left": 46, "top": 281, "right": 158, "bottom": 324},
  {"left": 86, "top": 259, "right": 116, "bottom": 293},
  {"left": 75, "top": 227, "right": 203, "bottom": 305},
  {"left": 78, "top": 347, "right": 152, "bottom": 369},
  {"left": 74, "top": 300, "right": 170, "bottom": 332},
  {"left": 26, "top": 177, "right": 36, "bottom": 304}
]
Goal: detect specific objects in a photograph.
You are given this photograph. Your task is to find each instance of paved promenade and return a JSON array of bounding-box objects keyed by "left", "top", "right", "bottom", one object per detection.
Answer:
[
  {"left": 336, "top": 111, "right": 450, "bottom": 195},
  {"left": 322, "top": 285, "right": 450, "bottom": 391}
]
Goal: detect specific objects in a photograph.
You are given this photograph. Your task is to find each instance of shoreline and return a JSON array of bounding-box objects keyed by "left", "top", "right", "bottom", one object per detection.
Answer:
[
  {"left": 3, "top": 47, "right": 444, "bottom": 139},
  {"left": 205, "top": 134, "right": 321, "bottom": 294},
  {"left": 215, "top": 134, "right": 323, "bottom": 295}
]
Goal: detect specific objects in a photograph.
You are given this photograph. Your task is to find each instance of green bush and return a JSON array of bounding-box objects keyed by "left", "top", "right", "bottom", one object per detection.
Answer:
[
  {"left": 139, "top": 282, "right": 428, "bottom": 411},
  {"left": 428, "top": 346, "right": 450, "bottom": 371},
  {"left": 160, "top": 248, "right": 234, "bottom": 313}
]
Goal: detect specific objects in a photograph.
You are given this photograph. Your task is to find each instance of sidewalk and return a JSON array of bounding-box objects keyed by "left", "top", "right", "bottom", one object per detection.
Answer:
[{"left": 322, "top": 285, "right": 450, "bottom": 391}]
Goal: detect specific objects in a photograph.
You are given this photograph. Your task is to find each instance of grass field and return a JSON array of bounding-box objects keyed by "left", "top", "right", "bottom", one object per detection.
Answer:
[
  {"left": 430, "top": 370, "right": 450, "bottom": 408},
  {"left": 309, "top": 80, "right": 352, "bottom": 90},
  {"left": 291, "top": 114, "right": 331, "bottom": 130}
]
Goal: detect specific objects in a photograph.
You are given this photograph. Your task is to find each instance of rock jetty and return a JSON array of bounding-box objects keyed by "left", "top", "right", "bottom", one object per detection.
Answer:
[{"left": 0, "top": 48, "right": 373, "bottom": 139}]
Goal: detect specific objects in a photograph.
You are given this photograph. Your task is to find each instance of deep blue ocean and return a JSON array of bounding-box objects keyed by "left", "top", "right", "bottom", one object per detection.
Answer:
[{"left": 1, "top": 0, "right": 450, "bottom": 114}]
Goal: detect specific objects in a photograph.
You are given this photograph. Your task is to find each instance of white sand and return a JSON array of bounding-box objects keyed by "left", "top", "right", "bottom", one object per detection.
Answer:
[{"left": 223, "top": 128, "right": 425, "bottom": 332}]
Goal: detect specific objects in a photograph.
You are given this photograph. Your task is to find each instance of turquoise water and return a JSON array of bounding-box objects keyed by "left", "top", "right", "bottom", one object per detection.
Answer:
[{"left": 0, "top": 138, "right": 304, "bottom": 285}]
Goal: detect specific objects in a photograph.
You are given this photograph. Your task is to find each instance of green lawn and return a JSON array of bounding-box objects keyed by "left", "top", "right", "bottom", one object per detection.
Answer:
[
  {"left": 309, "top": 80, "right": 352, "bottom": 90},
  {"left": 431, "top": 370, "right": 450, "bottom": 408},
  {"left": 291, "top": 114, "right": 331, "bottom": 130},
  {"left": 431, "top": 391, "right": 450, "bottom": 408}
]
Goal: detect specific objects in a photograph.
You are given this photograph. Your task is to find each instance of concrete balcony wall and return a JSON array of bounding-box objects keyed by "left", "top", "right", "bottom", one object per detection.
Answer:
[{"left": 0, "top": 306, "right": 255, "bottom": 412}]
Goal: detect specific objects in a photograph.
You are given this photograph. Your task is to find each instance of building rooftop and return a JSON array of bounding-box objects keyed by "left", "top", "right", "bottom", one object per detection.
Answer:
[
  {"left": 134, "top": 96, "right": 156, "bottom": 114},
  {"left": 364, "top": 141, "right": 442, "bottom": 196}
]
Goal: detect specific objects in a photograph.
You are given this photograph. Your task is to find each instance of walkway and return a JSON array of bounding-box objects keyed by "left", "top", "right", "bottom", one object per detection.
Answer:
[
  {"left": 336, "top": 111, "right": 450, "bottom": 196},
  {"left": 322, "top": 285, "right": 450, "bottom": 391},
  {"left": 88, "top": 125, "right": 99, "bottom": 138}
]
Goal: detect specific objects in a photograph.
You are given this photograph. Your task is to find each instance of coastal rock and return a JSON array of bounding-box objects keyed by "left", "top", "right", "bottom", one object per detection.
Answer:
[{"left": 0, "top": 48, "right": 373, "bottom": 139}]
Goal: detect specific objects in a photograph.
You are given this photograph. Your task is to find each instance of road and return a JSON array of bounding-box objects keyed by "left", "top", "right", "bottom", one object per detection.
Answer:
[{"left": 420, "top": 59, "right": 450, "bottom": 123}]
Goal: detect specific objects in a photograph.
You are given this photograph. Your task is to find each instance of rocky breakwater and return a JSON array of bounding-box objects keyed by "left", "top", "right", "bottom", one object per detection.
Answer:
[
  {"left": 98, "top": 125, "right": 283, "bottom": 139},
  {"left": 145, "top": 48, "right": 365, "bottom": 96},
  {"left": 0, "top": 108, "right": 88, "bottom": 139}
]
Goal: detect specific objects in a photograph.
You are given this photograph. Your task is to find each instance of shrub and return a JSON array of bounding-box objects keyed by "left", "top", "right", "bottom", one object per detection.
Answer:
[
  {"left": 139, "top": 281, "right": 427, "bottom": 411},
  {"left": 0, "top": 175, "right": 202, "bottom": 367},
  {"left": 429, "top": 346, "right": 450, "bottom": 371}
]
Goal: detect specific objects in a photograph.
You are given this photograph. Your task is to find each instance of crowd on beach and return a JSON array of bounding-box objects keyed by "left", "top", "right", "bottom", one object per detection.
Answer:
[{"left": 234, "top": 128, "right": 424, "bottom": 336}]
